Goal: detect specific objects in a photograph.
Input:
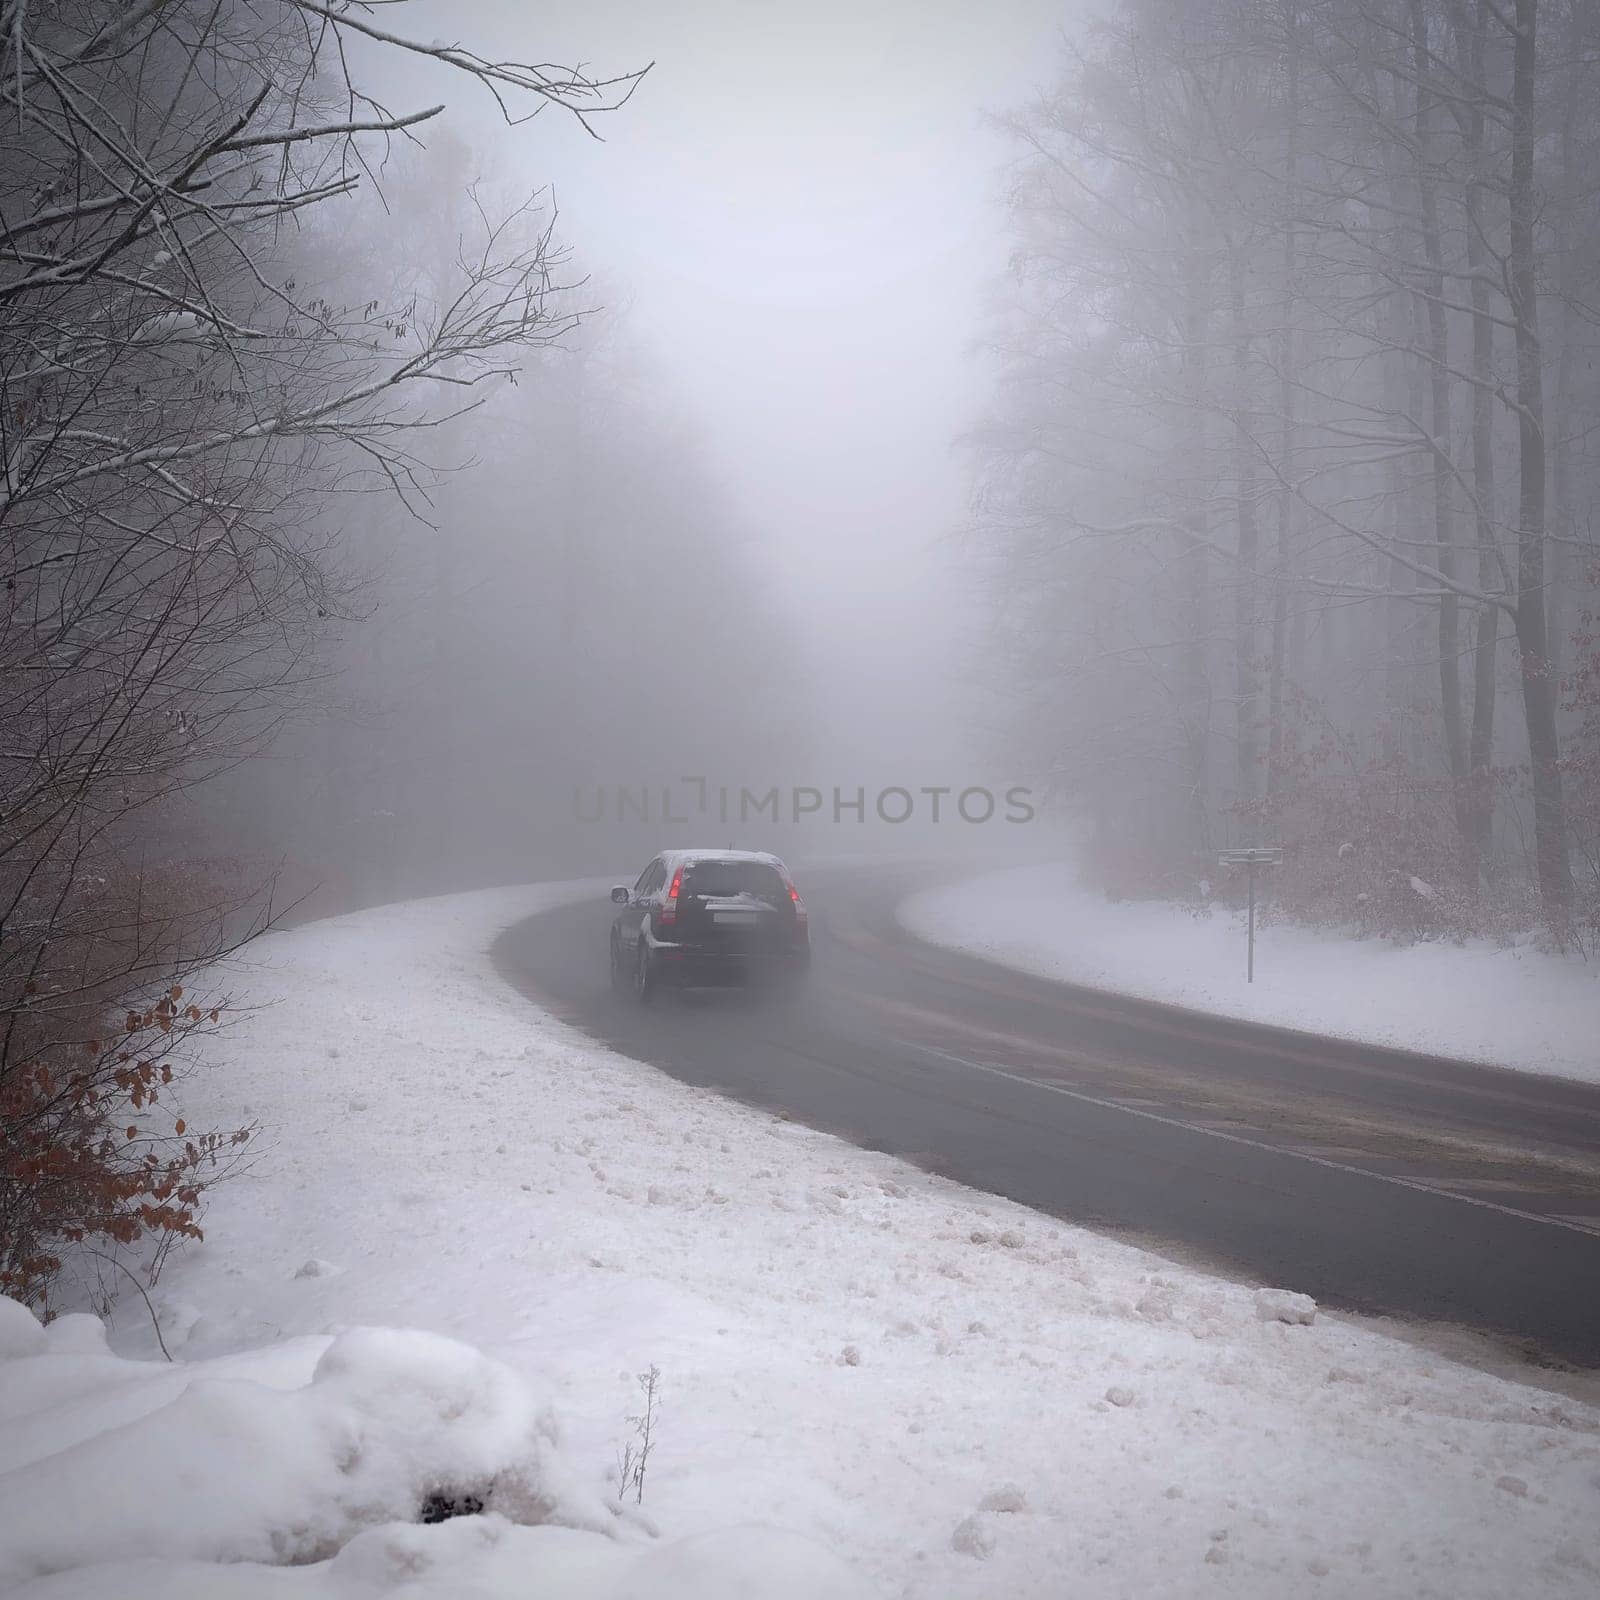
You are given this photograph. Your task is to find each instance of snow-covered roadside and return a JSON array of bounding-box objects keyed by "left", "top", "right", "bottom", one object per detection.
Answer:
[
  {"left": 900, "top": 860, "right": 1600, "bottom": 1085},
  {"left": 4, "top": 881, "right": 1600, "bottom": 1598}
]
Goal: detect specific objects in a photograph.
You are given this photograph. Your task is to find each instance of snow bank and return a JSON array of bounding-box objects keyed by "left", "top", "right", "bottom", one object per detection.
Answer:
[
  {"left": 0, "top": 1310, "right": 617, "bottom": 1589},
  {"left": 9, "top": 1521, "right": 869, "bottom": 1600},
  {"left": 901, "top": 860, "right": 1600, "bottom": 1083},
  {"left": 13, "top": 878, "right": 1600, "bottom": 1598},
  {"left": 0, "top": 1297, "right": 868, "bottom": 1599}
]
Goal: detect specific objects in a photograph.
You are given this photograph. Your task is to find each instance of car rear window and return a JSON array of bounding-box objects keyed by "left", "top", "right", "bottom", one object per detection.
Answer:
[{"left": 681, "top": 860, "right": 787, "bottom": 901}]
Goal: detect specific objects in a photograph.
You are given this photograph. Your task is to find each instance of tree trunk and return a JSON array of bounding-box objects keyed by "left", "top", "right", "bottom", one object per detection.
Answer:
[
  {"left": 1547, "top": 8, "right": 1581, "bottom": 696},
  {"left": 1230, "top": 243, "right": 1261, "bottom": 814},
  {"left": 1507, "top": 0, "right": 1572, "bottom": 932},
  {"left": 1180, "top": 236, "right": 1214, "bottom": 859},
  {"left": 1456, "top": 0, "right": 1501, "bottom": 872},
  {"left": 1266, "top": 9, "right": 1299, "bottom": 797},
  {"left": 1409, "top": 0, "right": 1471, "bottom": 865}
]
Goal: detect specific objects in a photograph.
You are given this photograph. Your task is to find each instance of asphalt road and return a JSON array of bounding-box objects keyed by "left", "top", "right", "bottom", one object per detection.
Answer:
[{"left": 494, "top": 861, "right": 1600, "bottom": 1368}]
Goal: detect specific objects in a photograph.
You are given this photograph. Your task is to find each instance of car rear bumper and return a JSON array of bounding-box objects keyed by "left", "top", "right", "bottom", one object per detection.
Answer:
[{"left": 650, "top": 942, "right": 809, "bottom": 988}]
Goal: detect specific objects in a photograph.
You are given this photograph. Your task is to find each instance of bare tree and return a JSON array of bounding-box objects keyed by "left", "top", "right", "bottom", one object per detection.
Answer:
[
  {"left": 972, "top": 0, "right": 1599, "bottom": 938},
  {"left": 0, "top": 0, "right": 642, "bottom": 1306}
]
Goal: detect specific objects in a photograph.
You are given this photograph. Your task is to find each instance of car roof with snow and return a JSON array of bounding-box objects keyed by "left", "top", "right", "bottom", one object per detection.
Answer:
[{"left": 660, "top": 848, "right": 787, "bottom": 867}]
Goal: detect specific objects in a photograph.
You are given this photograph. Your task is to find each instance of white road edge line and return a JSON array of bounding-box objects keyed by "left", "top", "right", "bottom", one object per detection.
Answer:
[{"left": 901, "top": 1039, "right": 1600, "bottom": 1242}]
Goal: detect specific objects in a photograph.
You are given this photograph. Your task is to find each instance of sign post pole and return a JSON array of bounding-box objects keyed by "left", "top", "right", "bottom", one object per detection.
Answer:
[
  {"left": 1218, "top": 846, "right": 1282, "bottom": 983},
  {"left": 1247, "top": 860, "right": 1256, "bottom": 983}
]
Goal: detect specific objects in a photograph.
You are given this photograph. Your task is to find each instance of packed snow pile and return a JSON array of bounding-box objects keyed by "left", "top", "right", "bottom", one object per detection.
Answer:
[
  {"left": 1254, "top": 1288, "right": 1318, "bottom": 1326},
  {"left": 0, "top": 1296, "right": 868, "bottom": 1599},
  {"left": 900, "top": 860, "right": 1600, "bottom": 1084},
  {"left": 0, "top": 1304, "right": 601, "bottom": 1586},
  {"left": 11, "top": 880, "right": 1600, "bottom": 1598}
]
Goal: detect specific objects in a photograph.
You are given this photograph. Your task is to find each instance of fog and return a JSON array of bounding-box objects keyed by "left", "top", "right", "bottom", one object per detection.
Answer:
[
  {"left": 8, "top": 0, "right": 1599, "bottom": 932},
  {"left": 429, "top": 0, "right": 1063, "bottom": 759},
  {"left": 197, "top": 0, "right": 1074, "bottom": 901},
  {"left": 10, "top": 4, "right": 1600, "bottom": 1555}
]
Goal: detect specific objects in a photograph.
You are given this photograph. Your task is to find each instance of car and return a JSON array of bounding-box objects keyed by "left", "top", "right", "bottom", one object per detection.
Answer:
[{"left": 609, "top": 849, "right": 810, "bottom": 1001}]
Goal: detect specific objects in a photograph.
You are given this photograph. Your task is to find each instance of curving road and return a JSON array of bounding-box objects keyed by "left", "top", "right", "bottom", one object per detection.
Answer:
[{"left": 494, "top": 861, "right": 1600, "bottom": 1368}]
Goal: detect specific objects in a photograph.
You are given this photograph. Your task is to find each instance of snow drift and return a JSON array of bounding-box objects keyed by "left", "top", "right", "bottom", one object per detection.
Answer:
[{"left": 0, "top": 1296, "right": 870, "bottom": 1599}]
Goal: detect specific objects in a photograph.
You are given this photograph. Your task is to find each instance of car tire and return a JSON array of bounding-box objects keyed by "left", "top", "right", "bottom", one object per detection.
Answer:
[{"left": 634, "top": 938, "right": 656, "bottom": 1004}]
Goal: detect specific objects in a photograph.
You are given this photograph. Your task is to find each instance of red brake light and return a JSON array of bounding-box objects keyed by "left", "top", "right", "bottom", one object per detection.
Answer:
[
  {"left": 660, "top": 868, "right": 682, "bottom": 926},
  {"left": 788, "top": 880, "right": 807, "bottom": 922}
]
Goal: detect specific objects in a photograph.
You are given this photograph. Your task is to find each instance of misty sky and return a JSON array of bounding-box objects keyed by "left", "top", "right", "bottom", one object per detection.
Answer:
[{"left": 397, "top": 0, "right": 1072, "bottom": 777}]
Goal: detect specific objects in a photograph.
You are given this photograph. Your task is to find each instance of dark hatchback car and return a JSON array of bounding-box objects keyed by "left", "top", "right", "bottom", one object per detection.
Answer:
[{"left": 609, "top": 849, "right": 810, "bottom": 1000}]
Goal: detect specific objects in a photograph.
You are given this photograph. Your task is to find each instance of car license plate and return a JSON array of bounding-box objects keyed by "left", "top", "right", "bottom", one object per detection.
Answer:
[{"left": 713, "top": 910, "right": 758, "bottom": 925}]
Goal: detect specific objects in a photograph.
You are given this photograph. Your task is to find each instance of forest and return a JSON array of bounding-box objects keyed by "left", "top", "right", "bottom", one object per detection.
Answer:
[{"left": 973, "top": 0, "right": 1600, "bottom": 945}]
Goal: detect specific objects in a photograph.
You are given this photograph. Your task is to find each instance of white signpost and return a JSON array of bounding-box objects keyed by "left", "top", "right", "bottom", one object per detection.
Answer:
[{"left": 1217, "top": 846, "right": 1283, "bottom": 983}]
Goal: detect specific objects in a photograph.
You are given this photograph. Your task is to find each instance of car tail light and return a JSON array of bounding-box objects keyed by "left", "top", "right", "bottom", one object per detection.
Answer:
[
  {"left": 659, "top": 867, "right": 682, "bottom": 927},
  {"left": 787, "top": 879, "right": 807, "bottom": 925}
]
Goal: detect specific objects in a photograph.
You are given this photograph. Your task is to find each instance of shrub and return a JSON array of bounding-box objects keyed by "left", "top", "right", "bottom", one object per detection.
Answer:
[
  {"left": 1234, "top": 691, "right": 1532, "bottom": 944},
  {"left": 0, "top": 851, "right": 255, "bottom": 1313}
]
